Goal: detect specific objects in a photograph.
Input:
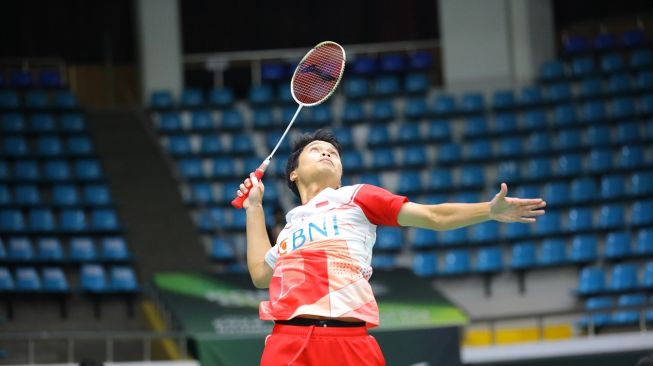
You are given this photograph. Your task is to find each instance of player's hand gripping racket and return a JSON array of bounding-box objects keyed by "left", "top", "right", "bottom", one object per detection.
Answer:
[{"left": 232, "top": 41, "right": 346, "bottom": 208}]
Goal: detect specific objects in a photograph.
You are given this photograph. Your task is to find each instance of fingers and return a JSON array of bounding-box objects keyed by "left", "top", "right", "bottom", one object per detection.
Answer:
[
  {"left": 518, "top": 217, "right": 536, "bottom": 223},
  {"left": 496, "top": 183, "right": 508, "bottom": 198},
  {"left": 523, "top": 202, "right": 547, "bottom": 211},
  {"left": 250, "top": 172, "right": 259, "bottom": 186}
]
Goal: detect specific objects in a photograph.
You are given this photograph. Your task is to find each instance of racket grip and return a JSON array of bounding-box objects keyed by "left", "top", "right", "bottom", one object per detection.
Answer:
[{"left": 231, "top": 168, "right": 266, "bottom": 209}]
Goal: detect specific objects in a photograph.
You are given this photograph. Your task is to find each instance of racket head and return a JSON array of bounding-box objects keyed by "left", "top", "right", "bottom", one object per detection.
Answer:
[{"left": 291, "top": 41, "right": 346, "bottom": 107}]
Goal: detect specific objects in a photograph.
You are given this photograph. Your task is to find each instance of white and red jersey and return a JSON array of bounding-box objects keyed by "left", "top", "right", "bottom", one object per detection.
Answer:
[{"left": 260, "top": 184, "right": 408, "bottom": 328}]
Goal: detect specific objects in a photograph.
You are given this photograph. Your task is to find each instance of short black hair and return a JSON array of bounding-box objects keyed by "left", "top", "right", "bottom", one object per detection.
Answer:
[
  {"left": 285, "top": 129, "right": 342, "bottom": 198},
  {"left": 637, "top": 355, "right": 653, "bottom": 366}
]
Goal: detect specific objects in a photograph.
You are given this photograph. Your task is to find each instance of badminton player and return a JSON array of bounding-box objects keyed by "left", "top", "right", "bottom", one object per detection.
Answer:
[{"left": 237, "top": 129, "right": 546, "bottom": 365}]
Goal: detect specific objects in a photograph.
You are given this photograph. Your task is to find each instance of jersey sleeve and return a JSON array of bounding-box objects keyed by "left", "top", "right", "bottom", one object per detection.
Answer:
[
  {"left": 264, "top": 246, "right": 278, "bottom": 269},
  {"left": 353, "top": 184, "right": 409, "bottom": 226}
]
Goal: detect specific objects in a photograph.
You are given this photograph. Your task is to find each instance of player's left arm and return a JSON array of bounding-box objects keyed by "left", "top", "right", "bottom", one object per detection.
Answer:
[{"left": 397, "top": 183, "right": 546, "bottom": 231}]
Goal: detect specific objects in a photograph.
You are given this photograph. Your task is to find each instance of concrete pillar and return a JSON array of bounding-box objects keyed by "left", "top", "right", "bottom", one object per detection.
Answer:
[{"left": 135, "top": 0, "right": 183, "bottom": 103}]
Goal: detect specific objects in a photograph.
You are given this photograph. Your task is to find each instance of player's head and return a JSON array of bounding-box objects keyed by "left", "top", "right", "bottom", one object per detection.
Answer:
[
  {"left": 286, "top": 129, "right": 343, "bottom": 198},
  {"left": 637, "top": 355, "right": 653, "bottom": 366}
]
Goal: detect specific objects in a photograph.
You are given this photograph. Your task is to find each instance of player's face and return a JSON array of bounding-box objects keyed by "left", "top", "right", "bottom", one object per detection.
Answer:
[{"left": 293, "top": 140, "right": 342, "bottom": 187}]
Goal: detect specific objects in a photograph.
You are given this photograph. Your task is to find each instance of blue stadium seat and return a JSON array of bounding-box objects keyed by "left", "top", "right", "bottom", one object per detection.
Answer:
[
  {"left": 0, "top": 185, "right": 11, "bottom": 205},
  {"left": 211, "top": 157, "right": 238, "bottom": 179},
  {"left": 476, "top": 247, "right": 503, "bottom": 273},
  {"left": 623, "top": 29, "right": 647, "bottom": 48},
  {"left": 604, "top": 231, "right": 632, "bottom": 260},
  {"left": 53, "top": 91, "right": 78, "bottom": 109},
  {"left": 542, "top": 182, "right": 569, "bottom": 208},
  {"left": 180, "top": 89, "right": 204, "bottom": 107},
  {"left": 538, "top": 238, "right": 567, "bottom": 266},
  {"left": 371, "top": 148, "right": 396, "bottom": 169},
  {"left": 371, "top": 100, "right": 396, "bottom": 120},
  {"left": 582, "top": 100, "right": 607, "bottom": 123},
  {"left": 578, "top": 296, "right": 612, "bottom": 328},
  {"left": 553, "top": 104, "right": 578, "bottom": 127},
  {"left": 351, "top": 57, "right": 377, "bottom": 75},
  {"left": 14, "top": 160, "right": 40, "bottom": 181},
  {"left": 25, "top": 91, "right": 49, "bottom": 109},
  {"left": 261, "top": 63, "right": 285, "bottom": 82},
  {"left": 511, "top": 242, "right": 537, "bottom": 270},
  {"left": 570, "top": 177, "right": 597, "bottom": 204},
  {"left": 644, "top": 95, "right": 653, "bottom": 116},
  {"left": 526, "top": 132, "right": 552, "bottom": 154},
  {"left": 522, "top": 110, "right": 548, "bottom": 131},
  {"left": 412, "top": 252, "right": 438, "bottom": 277},
  {"left": 587, "top": 148, "right": 613, "bottom": 174},
  {"left": 633, "top": 200, "right": 653, "bottom": 227},
  {"left": 408, "top": 51, "right": 432, "bottom": 70},
  {"left": 41, "top": 267, "right": 68, "bottom": 292},
  {"left": 306, "top": 104, "right": 332, "bottom": 126},
  {"left": 611, "top": 294, "right": 646, "bottom": 326},
  {"left": 190, "top": 110, "right": 213, "bottom": 131},
  {"left": 535, "top": 210, "right": 561, "bottom": 236},
  {"left": 608, "top": 74, "right": 632, "bottom": 94},
  {"left": 150, "top": 91, "right": 173, "bottom": 108},
  {"left": 496, "top": 161, "right": 521, "bottom": 185},
  {"left": 426, "top": 170, "right": 453, "bottom": 191},
  {"left": 526, "top": 158, "right": 552, "bottom": 180},
  {"left": 3, "top": 136, "right": 29, "bottom": 157},
  {"left": 229, "top": 134, "right": 255, "bottom": 155},
  {"left": 189, "top": 183, "right": 214, "bottom": 204},
  {"left": 570, "top": 235, "right": 599, "bottom": 263},
  {"left": 466, "top": 140, "right": 493, "bottom": 161},
  {"left": 608, "top": 263, "right": 639, "bottom": 292},
  {"left": 344, "top": 78, "right": 369, "bottom": 99},
  {"left": 368, "top": 125, "right": 391, "bottom": 147},
  {"left": 636, "top": 229, "right": 653, "bottom": 255},
  {"left": 578, "top": 78, "right": 604, "bottom": 98},
  {"left": 248, "top": 85, "right": 274, "bottom": 105},
  {"left": 631, "top": 171, "right": 653, "bottom": 196},
  {"left": 178, "top": 159, "right": 204, "bottom": 179},
  {"left": 427, "top": 120, "right": 451, "bottom": 141},
  {"left": 80, "top": 264, "right": 107, "bottom": 293},
  {"left": 60, "top": 113, "right": 85, "bottom": 132},
  {"left": 372, "top": 254, "right": 396, "bottom": 270},
  {"left": 36, "top": 137, "right": 65, "bottom": 157},
  {"left": 0, "top": 90, "right": 20, "bottom": 109},
  {"left": 2, "top": 113, "right": 25, "bottom": 133},
  {"left": 359, "top": 173, "right": 382, "bottom": 186},
  {"left": 577, "top": 266, "right": 606, "bottom": 295},
  {"left": 0, "top": 161, "right": 9, "bottom": 180},
  {"left": 411, "top": 228, "right": 437, "bottom": 249},
  {"left": 437, "top": 143, "right": 462, "bottom": 165},
  {"left": 442, "top": 249, "right": 471, "bottom": 275},
  {"left": 373, "top": 75, "right": 400, "bottom": 96},
  {"left": 220, "top": 109, "right": 244, "bottom": 130},
  {"left": 463, "top": 117, "right": 488, "bottom": 139},
  {"left": 167, "top": 135, "right": 192, "bottom": 156},
  {"left": 593, "top": 33, "right": 617, "bottom": 51},
  {"left": 8, "top": 237, "right": 33, "bottom": 261},
  {"left": 60, "top": 209, "right": 87, "bottom": 232},
  {"left": 397, "top": 171, "right": 422, "bottom": 195},
  {"left": 601, "top": 53, "right": 625, "bottom": 73},
  {"left": 102, "top": 237, "right": 129, "bottom": 261},
  {"left": 547, "top": 83, "right": 573, "bottom": 103},
  {"left": 15, "top": 267, "right": 41, "bottom": 292},
  {"left": 519, "top": 86, "right": 543, "bottom": 106},
  {"left": 492, "top": 90, "right": 515, "bottom": 109},
  {"left": 636, "top": 71, "right": 653, "bottom": 91},
  {"left": 380, "top": 54, "right": 406, "bottom": 73},
  {"left": 567, "top": 208, "right": 593, "bottom": 232},
  {"left": 0, "top": 267, "right": 14, "bottom": 292},
  {"left": 461, "top": 92, "right": 485, "bottom": 113},
  {"left": 556, "top": 153, "right": 583, "bottom": 177},
  {"left": 9, "top": 71, "right": 32, "bottom": 87},
  {"left": 404, "top": 73, "right": 429, "bottom": 94},
  {"left": 586, "top": 126, "right": 611, "bottom": 147},
  {"left": 69, "top": 237, "right": 97, "bottom": 261},
  {"left": 497, "top": 137, "right": 522, "bottom": 158},
  {"left": 158, "top": 112, "right": 183, "bottom": 132},
  {"left": 459, "top": 165, "right": 485, "bottom": 189},
  {"left": 75, "top": 160, "right": 102, "bottom": 180},
  {"left": 44, "top": 160, "right": 72, "bottom": 181},
  {"left": 617, "top": 145, "right": 645, "bottom": 170},
  {"left": 470, "top": 221, "right": 499, "bottom": 243},
  {"left": 375, "top": 227, "right": 403, "bottom": 252},
  {"left": 616, "top": 122, "right": 641, "bottom": 145},
  {"left": 1, "top": 209, "right": 25, "bottom": 232},
  {"left": 630, "top": 48, "right": 653, "bottom": 69},
  {"left": 342, "top": 101, "right": 365, "bottom": 123},
  {"left": 253, "top": 108, "right": 276, "bottom": 129},
  {"left": 600, "top": 174, "right": 626, "bottom": 199},
  {"left": 505, "top": 222, "right": 531, "bottom": 240},
  {"left": 642, "top": 262, "right": 653, "bottom": 289},
  {"left": 111, "top": 266, "right": 138, "bottom": 292},
  {"left": 432, "top": 95, "right": 457, "bottom": 116},
  {"left": 341, "top": 150, "right": 364, "bottom": 171},
  {"left": 15, "top": 184, "right": 40, "bottom": 205},
  {"left": 37, "top": 238, "right": 64, "bottom": 262},
  {"left": 403, "top": 97, "right": 428, "bottom": 119},
  {"left": 208, "top": 88, "right": 234, "bottom": 107},
  {"left": 612, "top": 97, "right": 636, "bottom": 119},
  {"left": 402, "top": 146, "right": 428, "bottom": 168},
  {"left": 211, "top": 237, "right": 235, "bottom": 261},
  {"left": 571, "top": 57, "right": 596, "bottom": 77},
  {"left": 199, "top": 135, "right": 222, "bottom": 155},
  {"left": 598, "top": 204, "right": 626, "bottom": 230},
  {"left": 29, "top": 208, "right": 56, "bottom": 232},
  {"left": 92, "top": 209, "right": 120, "bottom": 231},
  {"left": 540, "top": 60, "right": 566, "bottom": 81},
  {"left": 494, "top": 113, "right": 519, "bottom": 134},
  {"left": 395, "top": 123, "right": 421, "bottom": 144}
]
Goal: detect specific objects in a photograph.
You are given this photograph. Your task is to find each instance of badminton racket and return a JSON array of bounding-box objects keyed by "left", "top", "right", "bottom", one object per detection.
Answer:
[{"left": 232, "top": 41, "right": 346, "bottom": 208}]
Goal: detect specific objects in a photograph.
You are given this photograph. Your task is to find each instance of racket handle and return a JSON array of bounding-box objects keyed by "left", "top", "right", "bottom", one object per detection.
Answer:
[{"left": 231, "top": 168, "right": 266, "bottom": 209}]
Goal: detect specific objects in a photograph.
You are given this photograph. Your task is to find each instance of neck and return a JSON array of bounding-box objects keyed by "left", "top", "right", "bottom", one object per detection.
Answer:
[{"left": 298, "top": 181, "right": 336, "bottom": 204}]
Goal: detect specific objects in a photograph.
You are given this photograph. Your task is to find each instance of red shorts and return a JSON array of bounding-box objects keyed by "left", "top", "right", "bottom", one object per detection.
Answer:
[{"left": 260, "top": 323, "right": 386, "bottom": 366}]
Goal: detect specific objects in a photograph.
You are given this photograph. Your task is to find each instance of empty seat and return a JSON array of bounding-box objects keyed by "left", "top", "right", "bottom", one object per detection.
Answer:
[
  {"left": 522, "top": 110, "right": 548, "bottom": 131},
  {"left": 526, "top": 158, "right": 552, "bottom": 180},
  {"left": 92, "top": 209, "right": 120, "bottom": 231},
  {"left": 601, "top": 53, "right": 625, "bottom": 73},
  {"left": 461, "top": 92, "right": 485, "bottom": 113},
  {"left": 0, "top": 267, "right": 14, "bottom": 292},
  {"left": 587, "top": 148, "right": 613, "bottom": 174},
  {"left": 65, "top": 137, "right": 93, "bottom": 158},
  {"left": 15, "top": 267, "right": 41, "bottom": 291},
  {"left": 497, "top": 161, "right": 521, "bottom": 185},
  {"left": 411, "top": 228, "right": 437, "bottom": 249},
  {"left": 570, "top": 177, "right": 597, "bottom": 203},
  {"left": 3, "top": 137, "right": 29, "bottom": 157},
  {"left": 248, "top": 85, "right": 274, "bottom": 105},
  {"left": 540, "top": 60, "right": 565, "bottom": 81},
  {"left": 586, "top": 126, "right": 611, "bottom": 147},
  {"left": 60, "top": 209, "right": 87, "bottom": 232},
  {"left": 567, "top": 208, "right": 593, "bottom": 232},
  {"left": 571, "top": 57, "right": 595, "bottom": 77},
  {"left": 476, "top": 247, "right": 503, "bottom": 273},
  {"left": 229, "top": 134, "right": 255, "bottom": 155},
  {"left": 526, "top": 132, "right": 552, "bottom": 154},
  {"left": 604, "top": 231, "right": 632, "bottom": 260},
  {"left": 0, "top": 184, "right": 11, "bottom": 205},
  {"left": 570, "top": 235, "right": 599, "bottom": 263},
  {"left": 615, "top": 122, "right": 641, "bottom": 145},
  {"left": 442, "top": 249, "right": 471, "bottom": 275},
  {"left": 74, "top": 160, "right": 102, "bottom": 180},
  {"left": 371, "top": 148, "right": 396, "bottom": 169},
  {"left": 15, "top": 184, "right": 41, "bottom": 205},
  {"left": 608, "top": 263, "right": 639, "bottom": 292},
  {"left": 556, "top": 154, "right": 582, "bottom": 177},
  {"left": 102, "top": 237, "right": 129, "bottom": 261},
  {"left": 371, "top": 254, "right": 396, "bottom": 270},
  {"left": 395, "top": 123, "right": 421, "bottom": 144},
  {"left": 167, "top": 135, "right": 192, "bottom": 156},
  {"left": 341, "top": 150, "right": 364, "bottom": 171},
  {"left": 631, "top": 171, "right": 653, "bottom": 196},
  {"left": 611, "top": 294, "right": 647, "bottom": 325},
  {"left": 36, "top": 137, "right": 64, "bottom": 157},
  {"left": 1, "top": 209, "right": 26, "bottom": 232},
  {"left": 1, "top": 113, "right": 25, "bottom": 133},
  {"left": 612, "top": 97, "right": 636, "bottom": 119},
  {"left": 60, "top": 113, "right": 85, "bottom": 132},
  {"left": 459, "top": 165, "right": 485, "bottom": 189},
  {"left": 432, "top": 95, "right": 457, "bottom": 116},
  {"left": 470, "top": 221, "right": 499, "bottom": 243},
  {"left": 593, "top": 33, "right": 617, "bottom": 51},
  {"left": 343, "top": 78, "right": 369, "bottom": 99},
  {"left": 600, "top": 174, "right": 626, "bottom": 199},
  {"left": 368, "top": 125, "right": 390, "bottom": 147},
  {"left": 617, "top": 145, "right": 645, "bottom": 169},
  {"left": 211, "top": 237, "right": 235, "bottom": 261},
  {"left": 535, "top": 210, "right": 561, "bottom": 235},
  {"left": 543, "top": 182, "right": 569, "bottom": 208},
  {"left": 199, "top": 135, "right": 223, "bottom": 155},
  {"left": 492, "top": 90, "right": 515, "bottom": 109},
  {"left": 208, "top": 88, "right": 234, "bottom": 107},
  {"left": 180, "top": 89, "right": 203, "bottom": 107},
  {"left": 642, "top": 262, "right": 653, "bottom": 289},
  {"left": 8, "top": 237, "right": 33, "bottom": 261},
  {"left": 582, "top": 101, "right": 607, "bottom": 123},
  {"left": 578, "top": 296, "right": 612, "bottom": 328},
  {"left": 84, "top": 185, "right": 111, "bottom": 206},
  {"left": 80, "top": 264, "right": 107, "bottom": 293},
  {"left": 37, "top": 238, "right": 64, "bottom": 261},
  {"left": 404, "top": 73, "right": 429, "bottom": 94},
  {"left": 426, "top": 170, "right": 453, "bottom": 191},
  {"left": 178, "top": 159, "right": 204, "bottom": 179},
  {"left": 44, "top": 160, "right": 71, "bottom": 181},
  {"left": 375, "top": 227, "right": 403, "bottom": 252},
  {"left": 110, "top": 266, "right": 138, "bottom": 292},
  {"left": 28, "top": 208, "right": 56, "bottom": 232},
  {"left": 539, "top": 238, "right": 567, "bottom": 266},
  {"left": 220, "top": 109, "right": 244, "bottom": 130},
  {"left": 577, "top": 266, "right": 606, "bottom": 295},
  {"left": 633, "top": 200, "right": 653, "bottom": 227},
  {"left": 510, "top": 242, "right": 537, "bottom": 270},
  {"left": 341, "top": 102, "right": 365, "bottom": 123},
  {"left": 553, "top": 104, "right": 578, "bottom": 127},
  {"left": 466, "top": 140, "right": 493, "bottom": 161},
  {"left": 598, "top": 203, "right": 626, "bottom": 230},
  {"left": 403, "top": 147, "right": 428, "bottom": 168},
  {"left": 427, "top": 120, "right": 452, "bottom": 141},
  {"left": 150, "top": 91, "right": 173, "bottom": 108},
  {"left": 546, "top": 83, "right": 573, "bottom": 102},
  {"left": 463, "top": 117, "right": 488, "bottom": 138},
  {"left": 373, "top": 75, "right": 400, "bottom": 96},
  {"left": 439, "top": 227, "right": 468, "bottom": 246},
  {"left": 41, "top": 267, "right": 68, "bottom": 292},
  {"left": 371, "top": 100, "right": 395, "bottom": 120},
  {"left": 519, "top": 86, "right": 543, "bottom": 106},
  {"left": 69, "top": 237, "right": 97, "bottom": 261},
  {"left": 635, "top": 229, "right": 653, "bottom": 255},
  {"left": 505, "top": 222, "right": 531, "bottom": 240},
  {"left": 412, "top": 252, "right": 438, "bottom": 277}
]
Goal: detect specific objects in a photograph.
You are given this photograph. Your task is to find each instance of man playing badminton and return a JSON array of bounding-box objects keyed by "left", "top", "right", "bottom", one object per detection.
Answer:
[{"left": 236, "top": 129, "right": 546, "bottom": 365}]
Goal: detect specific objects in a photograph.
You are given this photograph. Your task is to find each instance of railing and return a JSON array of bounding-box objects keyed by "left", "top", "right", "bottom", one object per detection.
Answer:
[{"left": 183, "top": 39, "right": 439, "bottom": 86}]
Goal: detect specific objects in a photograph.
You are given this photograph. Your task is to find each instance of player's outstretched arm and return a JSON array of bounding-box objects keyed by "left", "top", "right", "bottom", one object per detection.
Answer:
[
  {"left": 397, "top": 183, "right": 546, "bottom": 231},
  {"left": 239, "top": 172, "right": 273, "bottom": 288}
]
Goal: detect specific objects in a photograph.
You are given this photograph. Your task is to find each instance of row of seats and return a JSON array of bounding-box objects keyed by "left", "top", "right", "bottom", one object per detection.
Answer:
[
  {"left": 579, "top": 294, "right": 653, "bottom": 328},
  {"left": 0, "top": 183, "right": 111, "bottom": 206},
  {"left": 0, "top": 208, "right": 121, "bottom": 232},
  {"left": 0, "top": 70, "right": 64, "bottom": 88},
  {"left": 0, "top": 159, "right": 103, "bottom": 181},
  {"left": 561, "top": 30, "right": 649, "bottom": 55},
  {"left": 0, "top": 265, "right": 138, "bottom": 293},
  {"left": 0, "top": 236, "right": 130, "bottom": 262},
  {"left": 0, "top": 136, "right": 94, "bottom": 157},
  {"left": 578, "top": 262, "right": 653, "bottom": 295},
  {"left": 197, "top": 206, "right": 275, "bottom": 232},
  {"left": 540, "top": 48, "right": 653, "bottom": 81},
  {"left": 0, "top": 90, "right": 78, "bottom": 109},
  {"left": 1, "top": 112, "right": 86, "bottom": 133}
]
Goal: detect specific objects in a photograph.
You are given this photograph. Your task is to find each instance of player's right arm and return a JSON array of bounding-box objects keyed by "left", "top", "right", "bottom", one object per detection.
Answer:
[{"left": 240, "top": 172, "right": 273, "bottom": 288}]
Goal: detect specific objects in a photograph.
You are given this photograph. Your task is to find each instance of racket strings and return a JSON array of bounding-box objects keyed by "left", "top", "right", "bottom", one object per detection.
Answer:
[{"left": 293, "top": 43, "right": 345, "bottom": 105}]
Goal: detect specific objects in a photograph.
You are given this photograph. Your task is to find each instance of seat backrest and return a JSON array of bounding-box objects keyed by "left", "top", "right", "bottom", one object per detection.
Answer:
[
  {"left": 102, "top": 237, "right": 129, "bottom": 260},
  {"left": 42, "top": 267, "right": 68, "bottom": 291},
  {"left": 80, "top": 264, "right": 107, "bottom": 292},
  {"left": 15, "top": 267, "right": 41, "bottom": 291},
  {"left": 609, "top": 263, "right": 639, "bottom": 291},
  {"left": 511, "top": 242, "right": 536, "bottom": 269},
  {"left": 69, "top": 237, "right": 96, "bottom": 261},
  {"left": 412, "top": 252, "right": 438, "bottom": 277},
  {"left": 476, "top": 247, "right": 503, "bottom": 272},
  {"left": 578, "top": 266, "right": 606, "bottom": 295},
  {"left": 110, "top": 266, "right": 138, "bottom": 291},
  {"left": 38, "top": 238, "right": 63, "bottom": 260},
  {"left": 570, "top": 234, "right": 598, "bottom": 262}
]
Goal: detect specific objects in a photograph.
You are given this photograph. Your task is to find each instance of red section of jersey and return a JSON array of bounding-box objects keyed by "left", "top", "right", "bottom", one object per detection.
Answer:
[{"left": 353, "top": 184, "right": 409, "bottom": 226}]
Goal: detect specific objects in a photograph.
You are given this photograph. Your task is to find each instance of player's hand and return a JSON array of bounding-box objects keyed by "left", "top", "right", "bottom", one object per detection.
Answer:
[
  {"left": 489, "top": 183, "right": 546, "bottom": 223},
  {"left": 238, "top": 171, "right": 265, "bottom": 209}
]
